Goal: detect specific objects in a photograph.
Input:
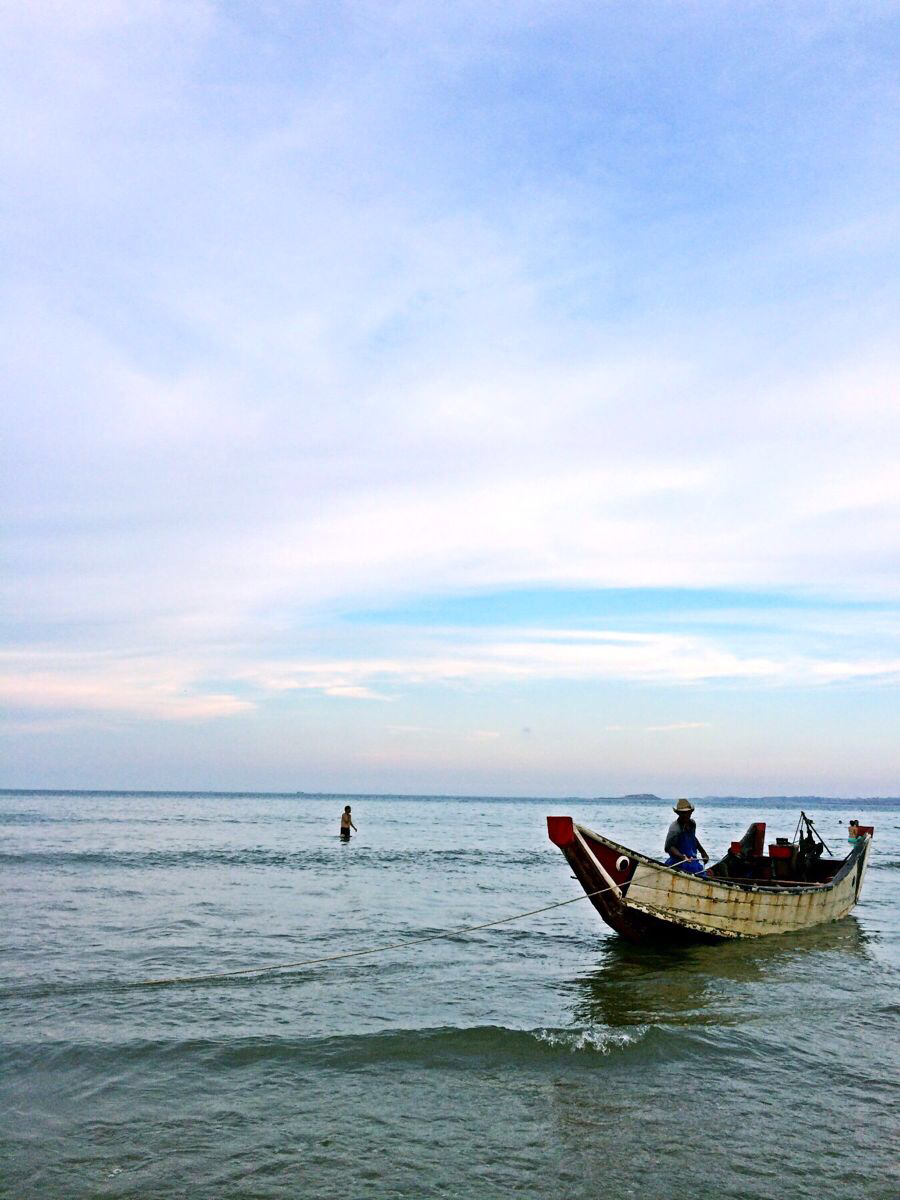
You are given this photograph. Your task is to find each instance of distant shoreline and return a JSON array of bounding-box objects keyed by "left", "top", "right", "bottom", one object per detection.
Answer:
[{"left": 1, "top": 788, "right": 897, "bottom": 805}]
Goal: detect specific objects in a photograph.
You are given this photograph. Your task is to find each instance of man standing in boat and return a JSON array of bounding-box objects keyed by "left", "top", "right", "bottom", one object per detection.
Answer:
[{"left": 664, "top": 799, "right": 709, "bottom": 874}]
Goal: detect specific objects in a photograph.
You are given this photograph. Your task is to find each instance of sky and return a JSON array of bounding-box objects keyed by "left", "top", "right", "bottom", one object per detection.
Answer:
[{"left": 1, "top": 1, "right": 899, "bottom": 796}]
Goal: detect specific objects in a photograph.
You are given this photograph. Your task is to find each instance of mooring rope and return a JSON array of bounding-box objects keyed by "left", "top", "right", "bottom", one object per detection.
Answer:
[{"left": 134, "top": 883, "right": 619, "bottom": 989}]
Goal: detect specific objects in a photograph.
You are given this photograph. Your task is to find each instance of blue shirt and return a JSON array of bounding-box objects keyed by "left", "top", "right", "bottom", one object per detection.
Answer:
[{"left": 665, "top": 818, "right": 699, "bottom": 858}]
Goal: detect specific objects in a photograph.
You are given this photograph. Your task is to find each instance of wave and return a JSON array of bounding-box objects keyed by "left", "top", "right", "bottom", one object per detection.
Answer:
[
  {"left": 0, "top": 847, "right": 554, "bottom": 870},
  {"left": 0, "top": 1023, "right": 658, "bottom": 1074},
  {"left": 0, "top": 812, "right": 258, "bottom": 826},
  {"left": 0, "top": 849, "right": 316, "bottom": 868},
  {"left": 5, "top": 841, "right": 893, "bottom": 872},
  {"left": 227, "top": 1023, "right": 655, "bottom": 1069}
]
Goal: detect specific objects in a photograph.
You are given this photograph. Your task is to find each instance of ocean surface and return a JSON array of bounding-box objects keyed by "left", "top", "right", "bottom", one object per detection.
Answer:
[{"left": 1, "top": 790, "right": 897, "bottom": 1200}]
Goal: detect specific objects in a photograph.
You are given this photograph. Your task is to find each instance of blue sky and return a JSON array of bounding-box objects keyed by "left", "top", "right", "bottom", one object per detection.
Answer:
[{"left": 1, "top": 2, "right": 899, "bottom": 795}]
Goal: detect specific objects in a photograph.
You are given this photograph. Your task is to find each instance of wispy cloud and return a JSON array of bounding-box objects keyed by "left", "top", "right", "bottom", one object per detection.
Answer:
[
  {"left": 5, "top": 619, "right": 898, "bottom": 733},
  {"left": 0, "top": 652, "right": 253, "bottom": 722},
  {"left": 321, "top": 684, "right": 390, "bottom": 701},
  {"left": 644, "top": 722, "right": 710, "bottom": 733}
]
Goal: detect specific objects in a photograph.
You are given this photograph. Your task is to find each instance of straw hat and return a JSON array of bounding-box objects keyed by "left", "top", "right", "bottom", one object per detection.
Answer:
[{"left": 673, "top": 798, "right": 695, "bottom": 814}]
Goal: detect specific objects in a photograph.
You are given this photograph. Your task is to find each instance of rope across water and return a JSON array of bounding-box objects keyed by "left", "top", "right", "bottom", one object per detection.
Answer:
[{"left": 134, "top": 883, "right": 618, "bottom": 989}]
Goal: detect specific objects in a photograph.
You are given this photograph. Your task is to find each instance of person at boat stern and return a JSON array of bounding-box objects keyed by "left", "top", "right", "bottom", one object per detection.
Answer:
[
  {"left": 664, "top": 799, "right": 709, "bottom": 874},
  {"left": 340, "top": 805, "right": 357, "bottom": 841}
]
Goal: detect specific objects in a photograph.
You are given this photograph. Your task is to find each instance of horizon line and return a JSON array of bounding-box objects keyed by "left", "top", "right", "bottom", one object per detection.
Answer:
[{"left": 1, "top": 788, "right": 897, "bottom": 804}]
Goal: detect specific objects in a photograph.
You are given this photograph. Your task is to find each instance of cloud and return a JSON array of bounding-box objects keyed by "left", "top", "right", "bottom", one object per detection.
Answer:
[
  {"left": 320, "top": 684, "right": 390, "bottom": 701},
  {"left": 809, "top": 659, "right": 900, "bottom": 682},
  {"left": 232, "top": 622, "right": 900, "bottom": 697},
  {"left": 4, "top": 614, "right": 900, "bottom": 731},
  {"left": 0, "top": 652, "right": 252, "bottom": 722},
  {"left": 644, "top": 722, "right": 710, "bottom": 733},
  {"left": 1, "top": 3, "right": 899, "bottom": 787}
]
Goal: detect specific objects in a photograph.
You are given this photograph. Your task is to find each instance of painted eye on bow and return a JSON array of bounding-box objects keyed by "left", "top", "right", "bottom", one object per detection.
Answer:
[{"left": 615, "top": 855, "right": 630, "bottom": 872}]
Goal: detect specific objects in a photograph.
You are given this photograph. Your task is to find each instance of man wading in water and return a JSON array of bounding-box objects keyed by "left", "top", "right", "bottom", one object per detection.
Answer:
[
  {"left": 664, "top": 798, "right": 709, "bottom": 874},
  {"left": 339, "top": 805, "right": 357, "bottom": 841}
]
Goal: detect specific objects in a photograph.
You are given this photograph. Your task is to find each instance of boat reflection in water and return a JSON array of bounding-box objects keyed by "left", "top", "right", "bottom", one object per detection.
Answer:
[
  {"left": 568, "top": 915, "right": 871, "bottom": 1031},
  {"left": 545, "top": 915, "right": 893, "bottom": 1200}
]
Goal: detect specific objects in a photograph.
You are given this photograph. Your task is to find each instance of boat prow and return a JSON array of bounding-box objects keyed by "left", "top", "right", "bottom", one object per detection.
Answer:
[{"left": 547, "top": 815, "right": 873, "bottom": 944}]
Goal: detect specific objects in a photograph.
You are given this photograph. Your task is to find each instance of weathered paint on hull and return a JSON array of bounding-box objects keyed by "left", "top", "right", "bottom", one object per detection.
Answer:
[
  {"left": 547, "top": 816, "right": 871, "bottom": 944},
  {"left": 562, "top": 838, "right": 719, "bottom": 943}
]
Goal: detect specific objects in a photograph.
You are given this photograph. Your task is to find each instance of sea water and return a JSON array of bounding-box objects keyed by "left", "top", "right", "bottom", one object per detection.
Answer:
[{"left": 1, "top": 791, "right": 897, "bottom": 1199}]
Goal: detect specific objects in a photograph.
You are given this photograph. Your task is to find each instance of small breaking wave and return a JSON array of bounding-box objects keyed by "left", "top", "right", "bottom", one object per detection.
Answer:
[
  {"left": 529, "top": 1025, "right": 647, "bottom": 1054},
  {"left": 0, "top": 1023, "right": 655, "bottom": 1077}
]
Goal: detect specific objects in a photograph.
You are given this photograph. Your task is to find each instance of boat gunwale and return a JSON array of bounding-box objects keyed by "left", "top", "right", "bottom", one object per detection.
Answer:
[{"left": 572, "top": 820, "right": 868, "bottom": 897}]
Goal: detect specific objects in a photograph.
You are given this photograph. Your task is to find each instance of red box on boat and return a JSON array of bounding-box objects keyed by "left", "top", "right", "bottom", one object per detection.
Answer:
[
  {"left": 769, "top": 844, "right": 793, "bottom": 859},
  {"left": 856, "top": 825, "right": 874, "bottom": 836},
  {"left": 730, "top": 841, "right": 743, "bottom": 855}
]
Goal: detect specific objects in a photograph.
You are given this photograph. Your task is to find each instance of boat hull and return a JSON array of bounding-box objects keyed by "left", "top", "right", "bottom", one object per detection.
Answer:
[{"left": 547, "top": 816, "right": 871, "bottom": 944}]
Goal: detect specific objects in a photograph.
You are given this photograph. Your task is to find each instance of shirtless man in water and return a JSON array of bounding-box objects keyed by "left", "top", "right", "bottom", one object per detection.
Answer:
[{"left": 339, "top": 805, "right": 357, "bottom": 841}]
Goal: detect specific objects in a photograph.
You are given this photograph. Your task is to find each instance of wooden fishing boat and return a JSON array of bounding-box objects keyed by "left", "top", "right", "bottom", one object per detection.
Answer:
[{"left": 547, "top": 813, "right": 873, "bottom": 943}]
